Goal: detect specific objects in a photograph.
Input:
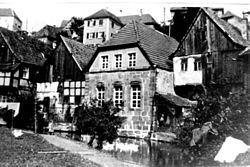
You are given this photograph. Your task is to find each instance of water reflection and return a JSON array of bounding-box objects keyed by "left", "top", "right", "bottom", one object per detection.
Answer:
[{"left": 103, "top": 137, "right": 192, "bottom": 167}]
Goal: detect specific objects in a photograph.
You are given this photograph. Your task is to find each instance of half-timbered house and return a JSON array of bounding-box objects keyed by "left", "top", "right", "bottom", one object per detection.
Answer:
[
  {"left": 173, "top": 8, "right": 250, "bottom": 99},
  {"left": 37, "top": 35, "right": 96, "bottom": 120},
  {"left": 0, "top": 27, "right": 49, "bottom": 127}
]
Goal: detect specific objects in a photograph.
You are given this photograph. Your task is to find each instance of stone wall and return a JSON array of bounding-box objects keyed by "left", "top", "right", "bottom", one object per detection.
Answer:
[{"left": 86, "top": 69, "right": 155, "bottom": 138}]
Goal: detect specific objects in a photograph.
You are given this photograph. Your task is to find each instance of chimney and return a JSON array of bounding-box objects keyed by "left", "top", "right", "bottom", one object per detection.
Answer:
[{"left": 242, "top": 12, "right": 250, "bottom": 40}]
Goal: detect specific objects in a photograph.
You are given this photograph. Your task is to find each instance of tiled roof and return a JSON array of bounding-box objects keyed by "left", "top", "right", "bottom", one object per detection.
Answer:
[
  {"left": 100, "top": 21, "right": 178, "bottom": 69},
  {"left": 61, "top": 36, "right": 97, "bottom": 71},
  {"left": 84, "top": 9, "right": 123, "bottom": 25},
  {"left": 203, "top": 8, "right": 250, "bottom": 47},
  {"left": 119, "top": 14, "right": 157, "bottom": 25},
  {"left": 33, "top": 25, "right": 62, "bottom": 39},
  {"left": 0, "top": 8, "right": 22, "bottom": 23},
  {"left": 60, "top": 20, "right": 70, "bottom": 28},
  {"left": 0, "top": 27, "right": 48, "bottom": 66}
]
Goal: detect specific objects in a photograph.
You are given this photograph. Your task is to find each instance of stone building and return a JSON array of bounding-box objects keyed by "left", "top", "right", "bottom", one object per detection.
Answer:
[{"left": 85, "top": 21, "right": 194, "bottom": 139}]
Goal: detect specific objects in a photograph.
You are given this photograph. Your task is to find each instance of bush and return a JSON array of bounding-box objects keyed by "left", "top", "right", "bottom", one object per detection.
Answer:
[{"left": 73, "top": 99, "right": 126, "bottom": 149}]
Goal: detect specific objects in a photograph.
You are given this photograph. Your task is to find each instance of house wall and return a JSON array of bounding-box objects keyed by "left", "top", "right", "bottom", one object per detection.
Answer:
[
  {"left": 177, "top": 12, "right": 244, "bottom": 87},
  {"left": 89, "top": 47, "right": 150, "bottom": 72},
  {"left": 156, "top": 68, "right": 175, "bottom": 94},
  {"left": 0, "top": 16, "right": 21, "bottom": 31},
  {"left": 83, "top": 18, "right": 121, "bottom": 45},
  {"left": 86, "top": 69, "right": 155, "bottom": 138},
  {"left": 173, "top": 54, "right": 203, "bottom": 86},
  {"left": 53, "top": 43, "right": 85, "bottom": 81}
]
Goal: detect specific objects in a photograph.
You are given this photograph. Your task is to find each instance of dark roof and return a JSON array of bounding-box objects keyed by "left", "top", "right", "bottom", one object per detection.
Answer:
[
  {"left": 84, "top": 9, "right": 123, "bottom": 25},
  {"left": 0, "top": 8, "right": 22, "bottom": 23},
  {"left": 203, "top": 8, "right": 250, "bottom": 47},
  {"left": 33, "top": 25, "right": 62, "bottom": 39},
  {"left": 100, "top": 21, "right": 178, "bottom": 69},
  {"left": 0, "top": 27, "right": 48, "bottom": 66},
  {"left": 61, "top": 36, "right": 97, "bottom": 71},
  {"left": 156, "top": 93, "right": 196, "bottom": 107},
  {"left": 119, "top": 14, "right": 157, "bottom": 25}
]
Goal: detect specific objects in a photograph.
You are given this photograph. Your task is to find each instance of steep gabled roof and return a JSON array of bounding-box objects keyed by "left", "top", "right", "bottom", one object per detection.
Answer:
[
  {"left": 98, "top": 21, "right": 178, "bottom": 69},
  {"left": 33, "top": 25, "right": 62, "bottom": 39},
  {"left": 203, "top": 8, "right": 250, "bottom": 47},
  {"left": 0, "top": 27, "right": 48, "bottom": 66},
  {"left": 61, "top": 36, "right": 97, "bottom": 71},
  {"left": 0, "top": 8, "right": 22, "bottom": 23},
  {"left": 119, "top": 14, "right": 157, "bottom": 25},
  {"left": 84, "top": 9, "right": 123, "bottom": 25}
]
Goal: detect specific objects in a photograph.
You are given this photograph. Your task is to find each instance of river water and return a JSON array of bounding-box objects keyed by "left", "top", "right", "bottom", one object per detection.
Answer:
[{"left": 102, "top": 137, "right": 193, "bottom": 167}]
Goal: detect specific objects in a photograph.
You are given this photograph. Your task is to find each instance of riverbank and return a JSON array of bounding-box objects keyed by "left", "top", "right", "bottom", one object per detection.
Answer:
[
  {"left": 41, "top": 134, "right": 143, "bottom": 167},
  {"left": 0, "top": 126, "right": 99, "bottom": 167}
]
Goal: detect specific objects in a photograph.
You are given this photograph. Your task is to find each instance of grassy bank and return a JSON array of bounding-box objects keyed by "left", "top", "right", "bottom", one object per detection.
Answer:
[{"left": 0, "top": 127, "right": 100, "bottom": 167}]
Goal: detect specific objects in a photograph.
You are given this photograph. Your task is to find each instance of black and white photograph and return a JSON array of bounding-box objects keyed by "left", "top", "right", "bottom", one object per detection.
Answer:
[{"left": 0, "top": 0, "right": 250, "bottom": 166}]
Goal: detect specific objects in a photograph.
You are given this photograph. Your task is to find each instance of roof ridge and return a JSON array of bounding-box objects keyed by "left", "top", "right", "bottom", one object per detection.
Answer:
[{"left": 133, "top": 20, "right": 140, "bottom": 42}]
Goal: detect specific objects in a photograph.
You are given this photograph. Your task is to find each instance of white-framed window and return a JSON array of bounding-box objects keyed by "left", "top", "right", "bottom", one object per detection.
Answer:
[
  {"left": 22, "top": 67, "right": 29, "bottom": 79},
  {"left": 194, "top": 59, "right": 202, "bottom": 71},
  {"left": 87, "top": 21, "right": 90, "bottom": 27},
  {"left": 0, "top": 72, "right": 11, "bottom": 86},
  {"left": 181, "top": 59, "right": 188, "bottom": 71},
  {"left": 115, "top": 54, "right": 122, "bottom": 68},
  {"left": 128, "top": 53, "right": 136, "bottom": 67},
  {"left": 113, "top": 85, "right": 123, "bottom": 106},
  {"left": 131, "top": 84, "right": 141, "bottom": 109},
  {"left": 97, "top": 86, "right": 105, "bottom": 106},
  {"left": 102, "top": 55, "right": 108, "bottom": 69}
]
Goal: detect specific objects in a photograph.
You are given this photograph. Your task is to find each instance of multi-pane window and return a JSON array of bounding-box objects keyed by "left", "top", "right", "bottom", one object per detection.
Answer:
[
  {"left": 194, "top": 59, "right": 202, "bottom": 71},
  {"left": 102, "top": 56, "right": 108, "bottom": 69},
  {"left": 131, "top": 85, "right": 141, "bottom": 108},
  {"left": 115, "top": 54, "right": 122, "bottom": 68},
  {"left": 128, "top": 53, "right": 136, "bottom": 67},
  {"left": 0, "top": 72, "right": 11, "bottom": 86},
  {"left": 114, "top": 85, "right": 123, "bottom": 107},
  {"left": 97, "top": 86, "right": 105, "bottom": 106},
  {"left": 63, "top": 81, "right": 85, "bottom": 105},
  {"left": 99, "top": 19, "right": 103, "bottom": 26},
  {"left": 181, "top": 59, "right": 188, "bottom": 71}
]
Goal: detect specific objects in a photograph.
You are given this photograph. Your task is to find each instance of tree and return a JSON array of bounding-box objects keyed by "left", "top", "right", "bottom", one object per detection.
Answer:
[{"left": 73, "top": 99, "right": 126, "bottom": 149}]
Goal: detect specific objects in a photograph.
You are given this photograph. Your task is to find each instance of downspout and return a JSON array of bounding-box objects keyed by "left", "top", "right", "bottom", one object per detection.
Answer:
[{"left": 149, "top": 64, "right": 157, "bottom": 139}]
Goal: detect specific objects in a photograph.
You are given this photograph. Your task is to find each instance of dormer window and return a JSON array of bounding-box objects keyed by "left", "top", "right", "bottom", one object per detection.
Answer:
[
  {"left": 115, "top": 54, "right": 122, "bottom": 68},
  {"left": 128, "top": 53, "right": 136, "bottom": 67},
  {"left": 102, "top": 55, "right": 108, "bottom": 69}
]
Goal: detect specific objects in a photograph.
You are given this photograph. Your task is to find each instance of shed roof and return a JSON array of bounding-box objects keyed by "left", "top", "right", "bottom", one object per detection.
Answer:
[
  {"left": 61, "top": 36, "right": 97, "bottom": 71},
  {"left": 100, "top": 21, "right": 178, "bottom": 69},
  {"left": 156, "top": 93, "right": 196, "bottom": 107}
]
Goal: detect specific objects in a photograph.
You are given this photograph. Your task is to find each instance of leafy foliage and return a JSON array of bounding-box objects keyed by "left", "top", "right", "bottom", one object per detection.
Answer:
[
  {"left": 177, "top": 85, "right": 250, "bottom": 165},
  {"left": 73, "top": 99, "right": 126, "bottom": 149}
]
